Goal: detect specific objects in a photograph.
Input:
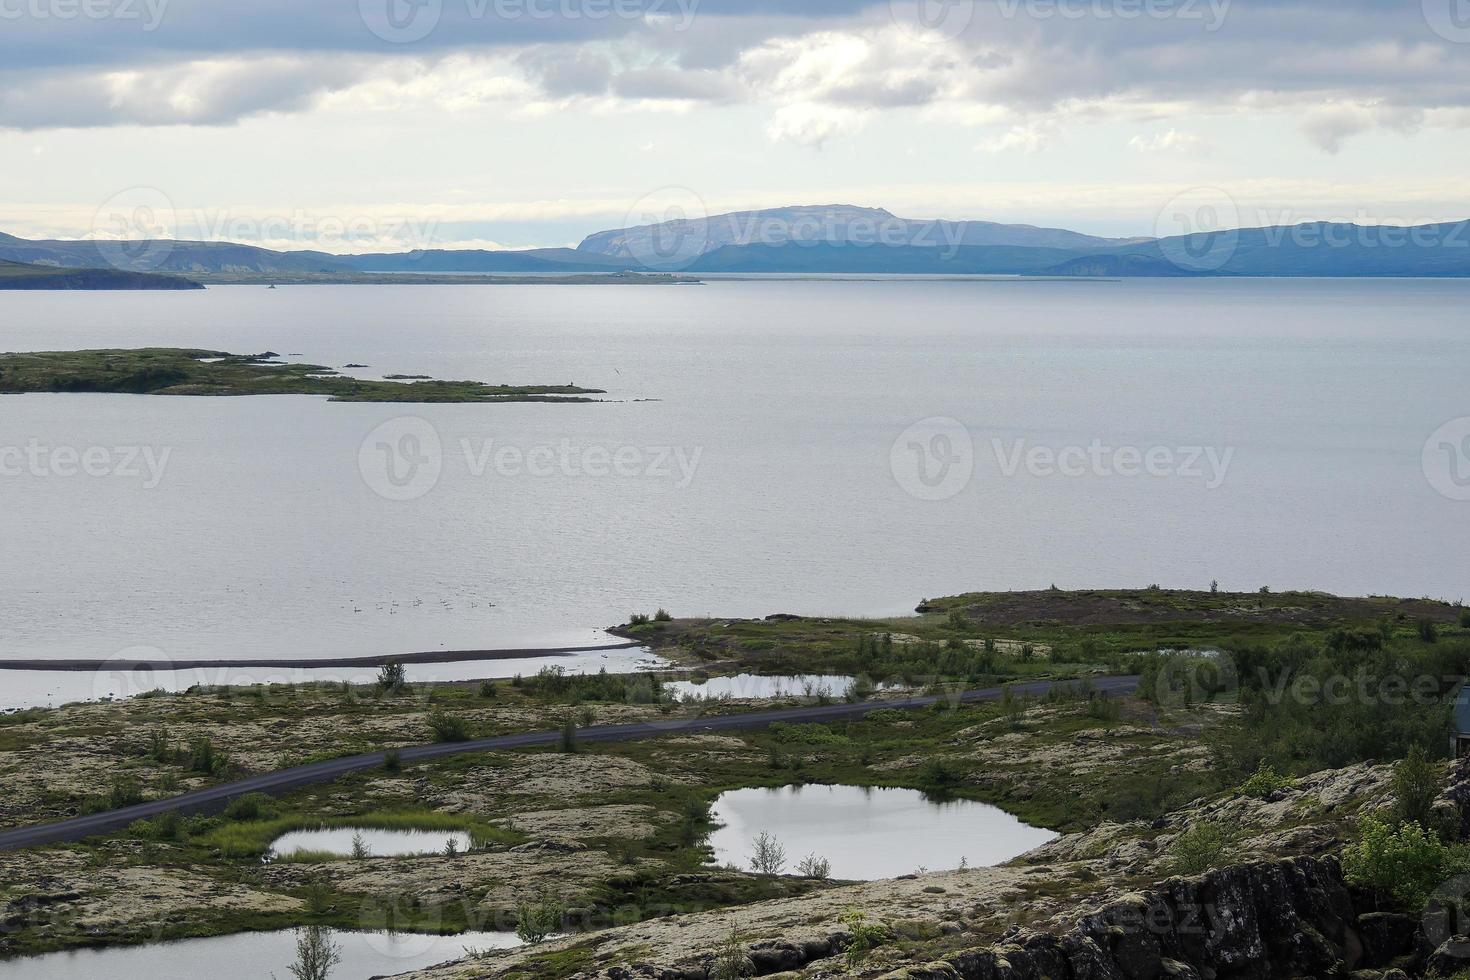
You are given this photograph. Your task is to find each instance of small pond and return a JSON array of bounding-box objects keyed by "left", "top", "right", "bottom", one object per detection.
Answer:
[
  {"left": 705, "top": 784, "right": 1057, "bottom": 880},
  {"left": 267, "top": 827, "right": 473, "bottom": 860},
  {"left": 2, "top": 928, "right": 521, "bottom": 980},
  {"left": 666, "top": 674, "right": 895, "bottom": 700}
]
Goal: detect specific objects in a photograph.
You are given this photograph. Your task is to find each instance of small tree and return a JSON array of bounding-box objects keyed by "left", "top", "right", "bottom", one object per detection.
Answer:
[
  {"left": 377, "top": 662, "right": 407, "bottom": 693},
  {"left": 749, "top": 831, "right": 787, "bottom": 876},
  {"left": 287, "top": 925, "right": 342, "bottom": 980},
  {"left": 1392, "top": 746, "right": 1441, "bottom": 832},
  {"left": 654, "top": 608, "right": 673, "bottom": 622},
  {"left": 350, "top": 831, "right": 371, "bottom": 860},
  {"left": 444, "top": 837, "right": 460, "bottom": 858}
]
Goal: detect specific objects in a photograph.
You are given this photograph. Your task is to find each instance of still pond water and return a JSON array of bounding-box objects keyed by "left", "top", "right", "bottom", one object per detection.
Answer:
[
  {"left": 706, "top": 784, "right": 1057, "bottom": 880},
  {"left": 3, "top": 928, "right": 521, "bottom": 980},
  {"left": 267, "top": 827, "right": 474, "bottom": 860}
]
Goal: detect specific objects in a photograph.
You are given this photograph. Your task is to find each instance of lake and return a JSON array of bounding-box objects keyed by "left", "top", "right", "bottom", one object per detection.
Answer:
[
  {"left": 705, "top": 784, "right": 1057, "bottom": 879},
  {"left": 1, "top": 928, "right": 521, "bottom": 980},
  {"left": 1, "top": 279, "right": 1467, "bottom": 669}
]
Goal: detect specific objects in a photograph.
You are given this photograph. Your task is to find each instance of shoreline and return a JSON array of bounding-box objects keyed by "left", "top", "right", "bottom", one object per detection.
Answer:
[{"left": 0, "top": 641, "right": 646, "bottom": 673}]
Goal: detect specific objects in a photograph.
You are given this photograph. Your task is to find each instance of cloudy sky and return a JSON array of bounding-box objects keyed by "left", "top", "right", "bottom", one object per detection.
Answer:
[{"left": 3, "top": 0, "right": 1468, "bottom": 251}]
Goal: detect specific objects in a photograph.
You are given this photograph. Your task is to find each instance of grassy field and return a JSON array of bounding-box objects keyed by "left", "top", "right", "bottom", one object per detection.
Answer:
[{"left": 0, "top": 348, "right": 604, "bottom": 402}]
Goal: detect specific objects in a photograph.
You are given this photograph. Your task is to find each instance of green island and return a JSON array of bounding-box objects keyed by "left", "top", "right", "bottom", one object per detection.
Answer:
[
  {"left": 0, "top": 348, "right": 604, "bottom": 403},
  {"left": 3, "top": 586, "right": 1469, "bottom": 980}
]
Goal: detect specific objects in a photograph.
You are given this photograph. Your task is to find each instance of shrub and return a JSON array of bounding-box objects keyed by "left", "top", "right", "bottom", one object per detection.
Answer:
[
  {"left": 1419, "top": 620, "right": 1440, "bottom": 644},
  {"left": 515, "top": 891, "right": 565, "bottom": 945},
  {"left": 224, "top": 792, "right": 278, "bottom": 822},
  {"left": 768, "top": 722, "right": 847, "bottom": 745},
  {"left": 654, "top": 608, "right": 672, "bottom": 622},
  {"left": 109, "top": 775, "right": 145, "bottom": 809},
  {"left": 377, "top": 662, "right": 407, "bottom": 693},
  {"left": 629, "top": 613, "right": 651, "bottom": 626},
  {"left": 1393, "top": 746, "right": 1442, "bottom": 831},
  {"left": 1085, "top": 696, "right": 1122, "bottom": 724},
  {"left": 842, "top": 908, "right": 889, "bottom": 969},
  {"left": 478, "top": 680, "right": 497, "bottom": 699},
  {"left": 426, "top": 710, "right": 471, "bottom": 743},
  {"left": 1239, "top": 762, "right": 1292, "bottom": 799},
  {"left": 188, "top": 737, "right": 227, "bottom": 776},
  {"left": 1461, "top": 609, "right": 1470, "bottom": 629},
  {"left": 712, "top": 927, "right": 754, "bottom": 980},
  {"left": 797, "top": 853, "right": 832, "bottom": 879},
  {"left": 919, "top": 758, "right": 964, "bottom": 791},
  {"left": 1344, "top": 815, "right": 1456, "bottom": 910},
  {"left": 1169, "top": 824, "right": 1235, "bottom": 876}
]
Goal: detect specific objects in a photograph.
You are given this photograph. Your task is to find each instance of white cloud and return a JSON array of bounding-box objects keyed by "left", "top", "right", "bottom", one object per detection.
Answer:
[
  {"left": 1128, "top": 129, "right": 1208, "bottom": 154},
  {"left": 979, "top": 121, "right": 1058, "bottom": 154},
  {"left": 765, "top": 103, "right": 867, "bottom": 147}
]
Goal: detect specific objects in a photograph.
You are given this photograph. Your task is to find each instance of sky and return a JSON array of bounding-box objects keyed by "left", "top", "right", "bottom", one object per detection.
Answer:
[{"left": 2, "top": 0, "right": 1469, "bottom": 252}]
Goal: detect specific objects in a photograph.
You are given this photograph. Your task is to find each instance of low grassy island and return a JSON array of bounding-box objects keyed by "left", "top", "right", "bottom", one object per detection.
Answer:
[{"left": 0, "top": 348, "right": 606, "bottom": 403}]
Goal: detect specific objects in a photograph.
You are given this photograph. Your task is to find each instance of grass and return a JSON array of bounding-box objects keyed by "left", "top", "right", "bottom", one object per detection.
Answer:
[{"left": 0, "top": 348, "right": 605, "bottom": 403}]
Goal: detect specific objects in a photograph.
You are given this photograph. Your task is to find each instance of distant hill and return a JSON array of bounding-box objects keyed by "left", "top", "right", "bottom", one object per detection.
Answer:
[
  {"left": 0, "top": 259, "right": 203, "bottom": 290},
  {"left": 577, "top": 205, "right": 1141, "bottom": 267},
  {"left": 1083, "top": 222, "right": 1470, "bottom": 277},
  {"left": 0, "top": 233, "right": 349, "bottom": 275},
  {"left": 4, "top": 213, "right": 1468, "bottom": 279}
]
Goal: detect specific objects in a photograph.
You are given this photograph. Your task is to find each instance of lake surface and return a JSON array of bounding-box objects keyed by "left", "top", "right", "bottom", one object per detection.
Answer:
[
  {"left": 705, "top": 784, "right": 1057, "bottom": 879},
  {"left": 2, "top": 280, "right": 1467, "bottom": 666},
  {"left": 2, "top": 928, "right": 521, "bottom": 980},
  {"left": 267, "top": 827, "right": 473, "bottom": 860}
]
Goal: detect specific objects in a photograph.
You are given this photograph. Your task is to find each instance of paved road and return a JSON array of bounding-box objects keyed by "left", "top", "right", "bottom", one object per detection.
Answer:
[{"left": 0, "top": 675, "right": 1139, "bottom": 853}]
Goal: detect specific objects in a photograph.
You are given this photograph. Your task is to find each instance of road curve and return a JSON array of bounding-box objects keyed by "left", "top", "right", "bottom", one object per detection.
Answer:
[
  {"left": 0, "top": 675, "right": 1139, "bottom": 853},
  {"left": 0, "top": 642, "right": 647, "bottom": 672}
]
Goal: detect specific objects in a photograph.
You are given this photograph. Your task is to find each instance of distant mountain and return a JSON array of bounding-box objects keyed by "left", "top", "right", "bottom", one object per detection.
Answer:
[
  {"left": 1083, "top": 222, "right": 1470, "bottom": 277},
  {"left": 0, "top": 259, "right": 203, "bottom": 290},
  {"left": 577, "top": 205, "right": 1141, "bottom": 267},
  {"left": 4, "top": 213, "right": 1468, "bottom": 279},
  {"left": 0, "top": 234, "right": 349, "bottom": 275}
]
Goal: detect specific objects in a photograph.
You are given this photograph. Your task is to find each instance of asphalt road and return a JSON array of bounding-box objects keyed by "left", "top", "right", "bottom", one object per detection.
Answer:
[{"left": 0, "top": 674, "right": 1140, "bottom": 853}]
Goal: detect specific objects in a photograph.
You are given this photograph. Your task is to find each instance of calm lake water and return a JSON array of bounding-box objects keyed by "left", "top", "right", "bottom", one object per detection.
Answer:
[
  {"left": 3, "top": 928, "right": 521, "bottom": 980},
  {"left": 1, "top": 280, "right": 1467, "bottom": 669},
  {"left": 267, "top": 827, "right": 473, "bottom": 860},
  {"left": 706, "top": 784, "right": 1057, "bottom": 879}
]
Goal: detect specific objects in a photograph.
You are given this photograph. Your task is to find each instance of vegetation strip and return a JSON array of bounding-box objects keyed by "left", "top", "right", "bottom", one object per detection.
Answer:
[
  {"left": 0, "top": 675, "right": 1138, "bottom": 852},
  {"left": 0, "top": 348, "right": 605, "bottom": 403}
]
